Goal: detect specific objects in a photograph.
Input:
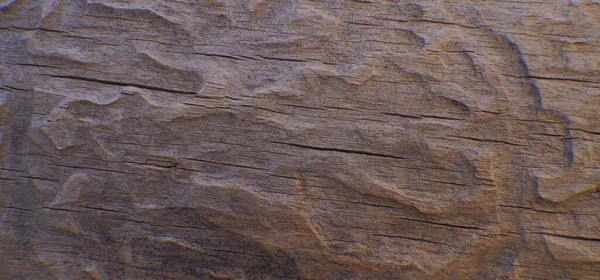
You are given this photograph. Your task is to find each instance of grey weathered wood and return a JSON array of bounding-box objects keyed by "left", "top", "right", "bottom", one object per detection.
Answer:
[{"left": 1, "top": 0, "right": 599, "bottom": 279}]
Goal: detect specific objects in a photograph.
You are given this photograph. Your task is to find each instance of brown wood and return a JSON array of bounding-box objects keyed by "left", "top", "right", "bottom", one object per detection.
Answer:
[{"left": 1, "top": 0, "right": 599, "bottom": 279}]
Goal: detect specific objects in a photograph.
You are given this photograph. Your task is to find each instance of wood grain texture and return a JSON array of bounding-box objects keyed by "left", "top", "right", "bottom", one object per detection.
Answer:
[{"left": 1, "top": 0, "right": 599, "bottom": 279}]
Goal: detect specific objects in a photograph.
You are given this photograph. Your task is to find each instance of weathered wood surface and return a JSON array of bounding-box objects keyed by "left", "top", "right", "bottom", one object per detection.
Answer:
[{"left": 1, "top": 0, "right": 599, "bottom": 279}]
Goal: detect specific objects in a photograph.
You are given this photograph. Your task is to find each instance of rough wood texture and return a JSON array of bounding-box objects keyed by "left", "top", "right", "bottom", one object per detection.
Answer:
[{"left": 1, "top": 0, "right": 599, "bottom": 279}]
